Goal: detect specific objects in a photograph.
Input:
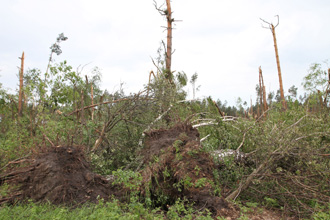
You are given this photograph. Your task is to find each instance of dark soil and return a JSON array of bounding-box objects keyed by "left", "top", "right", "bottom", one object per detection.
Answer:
[
  {"left": 2, "top": 123, "right": 286, "bottom": 219},
  {"left": 140, "top": 123, "right": 239, "bottom": 218},
  {"left": 0, "top": 146, "right": 120, "bottom": 206}
]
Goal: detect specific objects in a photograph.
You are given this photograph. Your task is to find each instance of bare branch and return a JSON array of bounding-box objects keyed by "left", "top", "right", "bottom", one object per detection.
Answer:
[
  {"left": 193, "top": 121, "right": 218, "bottom": 128},
  {"left": 235, "top": 108, "right": 272, "bottom": 152},
  {"left": 200, "top": 134, "right": 211, "bottom": 143},
  {"left": 274, "top": 15, "right": 280, "bottom": 28},
  {"left": 260, "top": 17, "right": 271, "bottom": 29},
  {"left": 66, "top": 92, "right": 149, "bottom": 116},
  {"left": 153, "top": 0, "right": 166, "bottom": 15},
  {"left": 151, "top": 57, "right": 162, "bottom": 76},
  {"left": 43, "top": 133, "right": 55, "bottom": 147},
  {"left": 138, "top": 103, "right": 173, "bottom": 147}
]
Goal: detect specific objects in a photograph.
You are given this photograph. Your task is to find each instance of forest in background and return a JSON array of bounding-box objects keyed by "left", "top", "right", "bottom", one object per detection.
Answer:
[{"left": 1, "top": 1, "right": 330, "bottom": 219}]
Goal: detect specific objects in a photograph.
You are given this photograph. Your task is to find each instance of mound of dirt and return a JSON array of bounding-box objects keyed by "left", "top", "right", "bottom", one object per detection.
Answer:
[
  {"left": 140, "top": 123, "right": 239, "bottom": 218},
  {"left": 1, "top": 123, "right": 240, "bottom": 218},
  {"left": 0, "top": 146, "right": 118, "bottom": 205}
]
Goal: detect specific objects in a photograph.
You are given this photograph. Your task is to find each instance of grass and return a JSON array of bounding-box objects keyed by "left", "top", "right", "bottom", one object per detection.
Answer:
[{"left": 0, "top": 198, "right": 215, "bottom": 220}]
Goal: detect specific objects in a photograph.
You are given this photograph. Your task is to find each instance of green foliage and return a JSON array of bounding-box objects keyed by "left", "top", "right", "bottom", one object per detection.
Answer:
[
  {"left": 194, "top": 178, "right": 209, "bottom": 188},
  {"left": 263, "top": 197, "right": 279, "bottom": 208},
  {"left": 0, "top": 183, "right": 10, "bottom": 197},
  {"left": 302, "top": 63, "right": 328, "bottom": 93},
  {"left": 112, "top": 169, "right": 142, "bottom": 191},
  {"left": 0, "top": 199, "right": 165, "bottom": 220},
  {"left": 302, "top": 62, "right": 330, "bottom": 108},
  {"left": 167, "top": 199, "right": 213, "bottom": 220},
  {"left": 312, "top": 204, "right": 330, "bottom": 220},
  {"left": 173, "top": 175, "right": 194, "bottom": 192},
  {"left": 2, "top": 36, "right": 330, "bottom": 219}
]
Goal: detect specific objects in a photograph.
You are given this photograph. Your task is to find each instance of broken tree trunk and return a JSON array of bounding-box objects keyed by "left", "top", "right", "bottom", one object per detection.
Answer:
[
  {"left": 91, "top": 85, "right": 94, "bottom": 121},
  {"left": 250, "top": 98, "right": 253, "bottom": 117},
  {"left": 80, "top": 90, "right": 85, "bottom": 124},
  {"left": 258, "top": 67, "right": 263, "bottom": 114},
  {"left": 323, "top": 68, "right": 330, "bottom": 107},
  {"left": 271, "top": 24, "right": 287, "bottom": 110},
  {"left": 259, "top": 67, "right": 268, "bottom": 112},
  {"left": 165, "top": 0, "right": 173, "bottom": 82},
  {"left": 154, "top": 0, "right": 175, "bottom": 84},
  {"left": 261, "top": 16, "right": 287, "bottom": 110},
  {"left": 213, "top": 100, "right": 225, "bottom": 117},
  {"left": 18, "top": 52, "right": 25, "bottom": 118}
]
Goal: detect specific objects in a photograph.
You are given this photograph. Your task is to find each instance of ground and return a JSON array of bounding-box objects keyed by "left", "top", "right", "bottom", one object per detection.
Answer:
[{"left": 0, "top": 123, "right": 297, "bottom": 219}]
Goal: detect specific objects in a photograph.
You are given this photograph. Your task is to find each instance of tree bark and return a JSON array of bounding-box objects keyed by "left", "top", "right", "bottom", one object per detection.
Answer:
[
  {"left": 91, "top": 85, "right": 94, "bottom": 121},
  {"left": 271, "top": 24, "right": 287, "bottom": 110},
  {"left": 165, "top": 0, "right": 173, "bottom": 83},
  {"left": 18, "top": 52, "right": 25, "bottom": 118},
  {"left": 213, "top": 100, "right": 224, "bottom": 117},
  {"left": 258, "top": 67, "right": 263, "bottom": 113},
  {"left": 80, "top": 90, "right": 85, "bottom": 124},
  {"left": 259, "top": 67, "right": 268, "bottom": 112}
]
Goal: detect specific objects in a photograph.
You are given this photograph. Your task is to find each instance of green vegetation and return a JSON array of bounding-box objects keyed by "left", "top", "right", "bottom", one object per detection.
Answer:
[{"left": 1, "top": 32, "right": 330, "bottom": 219}]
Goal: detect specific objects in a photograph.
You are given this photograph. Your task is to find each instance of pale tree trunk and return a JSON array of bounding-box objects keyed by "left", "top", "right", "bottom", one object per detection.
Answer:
[
  {"left": 80, "top": 90, "right": 85, "bottom": 124},
  {"left": 18, "top": 52, "right": 25, "bottom": 118},
  {"left": 259, "top": 67, "right": 268, "bottom": 112},
  {"left": 91, "top": 85, "right": 94, "bottom": 121},
  {"left": 271, "top": 24, "right": 287, "bottom": 110},
  {"left": 258, "top": 68, "right": 263, "bottom": 113},
  {"left": 323, "top": 68, "right": 330, "bottom": 107},
  {"left": 165, "top": 0, "right": 173, "bottom": 83},
  {"left": 250, "top": 98, "right": 253, "bottom": 117}
]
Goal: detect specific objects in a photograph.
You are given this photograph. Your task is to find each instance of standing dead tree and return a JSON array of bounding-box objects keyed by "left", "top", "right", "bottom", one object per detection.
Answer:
[
  {"left": 258, "top": 68, "right": 263, "bottom": 115},
  {"left": 323, "top": 68, "right": 330, "bottom": 107},
  {"left": 259, "top": 67, "right": 268, "bottom": 113},
  {"left": 18, "top": 52, "right": 25, "bottom": 118},
  {"left": 154, "top": 0, "right": 179, "bottom": 84},
  {"left": 260, "top": 15, "right": 287, "bottom": 110}
]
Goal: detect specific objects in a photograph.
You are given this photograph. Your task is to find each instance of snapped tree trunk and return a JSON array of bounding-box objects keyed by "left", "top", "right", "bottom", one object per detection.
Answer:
[
  {"left": 18, "top": 52, "right": 25, "bottom": 118},
  {"left": 258, "top": 67, "right": 263, "bottom": 113},
  {"left": 165, "top": 0, "right": 173, "bottom": 83},
  {"left": 91, "top": 85, "right": 94, "bottom": 121},
  {"left": 259, "top": 67, "right": 268, "bottom": 112},
  {"left": 261, "top": 16, "right": 287, "bottom": 110},
  {"left": 80, "top": 90, "right": 85, "bottom": 124},
  {"left": 271, "top": 24, "right": 287, "bottom": 110}
]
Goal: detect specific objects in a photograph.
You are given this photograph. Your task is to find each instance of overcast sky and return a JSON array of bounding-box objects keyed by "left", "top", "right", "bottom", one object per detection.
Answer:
[{"left": 1, "top": 0, "right": 329, "bottom": 105}]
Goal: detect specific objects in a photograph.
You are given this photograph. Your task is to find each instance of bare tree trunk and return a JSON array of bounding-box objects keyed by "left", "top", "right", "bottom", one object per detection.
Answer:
[
  {"left": 259, "top": 67, "right": 268, "bottom": 112},
  {"left": 258, "top": 67, "right": 263, "bottom": 114},
  {"left": 80, "top": 90, "right": 85, "bottom": 124},
  {"left": 323, "top": 68, "right": 330, "bottom": 107},
  {"left": 91, "top": 85, "right": 94, "bottom": 121},
  {"left": 250, "top": 98, "right": 253, "bottom": 117},
  {"left": 257, "top": 102, "right": 260, "bottom": 118},
  {"left": 18, "top": 52, "right": 25, "bottom": 118},
  {"left": 165, "top": 0, "right": 173, "bottom": 83},
  {"left": 271, "top": 24, "right": 287, "bottom": 110},
  {"left": 261, "top": 16, "right": 287, "bottom": 110},
  {"left": 226, "top": 159, "right": 268, "bottom": 200},
  {"left": 154, "top": 0, "right": 176, "bottom": 84},
  {"left": 213, "top": 100, "right": 224, "bottom": 117},
  {"left": 318, "top": 90, "right": 323, "bottom": 111}
]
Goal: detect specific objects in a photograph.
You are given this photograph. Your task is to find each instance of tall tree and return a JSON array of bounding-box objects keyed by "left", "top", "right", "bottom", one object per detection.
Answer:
[{"left": 261, "top": 15, "right": 287, "bottom": 110}]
